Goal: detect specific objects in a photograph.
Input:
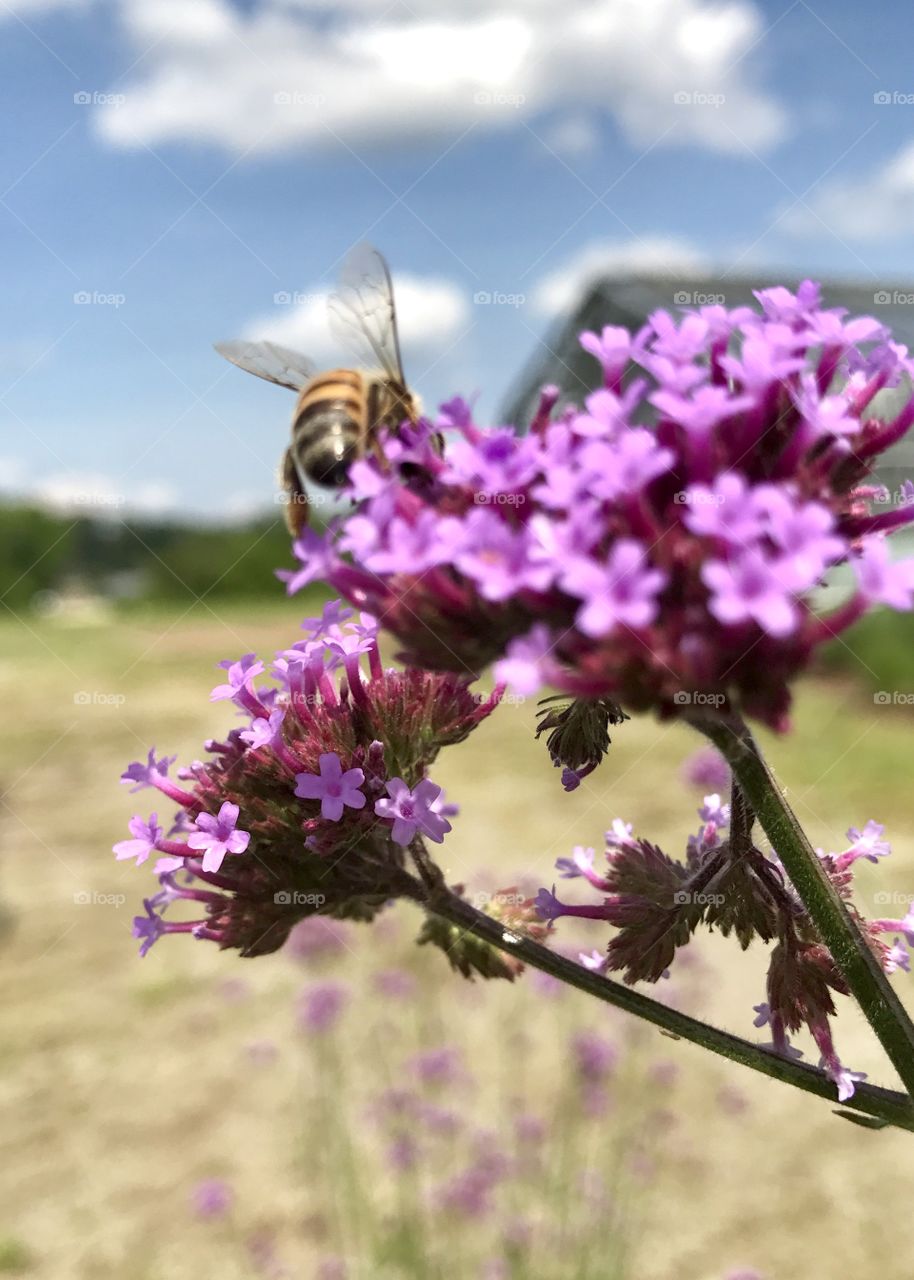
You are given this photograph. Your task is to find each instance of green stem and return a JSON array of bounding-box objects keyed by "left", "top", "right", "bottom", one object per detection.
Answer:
[
  {"left": 422, "top": 887, "right": 914, "bottom": 1132},
  {"left": 690, "top": 711, "right": 914, "bottom": 1098}
]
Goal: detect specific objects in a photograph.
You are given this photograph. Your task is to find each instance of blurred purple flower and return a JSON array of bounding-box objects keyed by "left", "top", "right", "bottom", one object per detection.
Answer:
[
  {"left": 285, "top": 916, "right": 353, "bottom": 962},
  {"left": 297, "top": 981, "right": 350, "bottom": 1035},
  {"left": 190, "top": 1178, "right": 233, "bottom": 1220},
  {"left": 681, "top": 746, "right": 730, "bottom": 790},
  {"left": 374, "top": 969, "right": 418, "bottom": 1000},
  {"left": 410, "top": 1046, "right": 464, "bottom": 1087}
]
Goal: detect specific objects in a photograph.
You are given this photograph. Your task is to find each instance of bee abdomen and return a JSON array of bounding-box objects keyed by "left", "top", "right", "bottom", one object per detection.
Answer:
[{"left": 293, "top": 369, "right": 365, "bottom": 488}]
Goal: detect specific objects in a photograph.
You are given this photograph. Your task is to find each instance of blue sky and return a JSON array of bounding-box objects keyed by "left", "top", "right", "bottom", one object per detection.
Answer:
[{"left": 3, "top": 0, "right": 914, "bottom": 519}]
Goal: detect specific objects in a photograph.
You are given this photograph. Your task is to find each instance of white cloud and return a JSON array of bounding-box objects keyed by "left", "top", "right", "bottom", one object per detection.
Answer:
[
  {"left": 243, "top": 272, "right": 471, "bottom": 364},
  {"left": 118, "top": 0, "right": 234, "bottom": 45},
  {"left": 532, "top": 235, "right": 709, "bottom": 315},
  {"left": 538, "top": 114, "right": 602, "bottom": 158},
  {"left": 95, "top": 0, "right": 786, "bottom": 156},
  {"left": 0, "top": 456, "right": 27, "bottom": 494},
  {"left": 784, "top": 141, "right": 914, "bottom": 242}
]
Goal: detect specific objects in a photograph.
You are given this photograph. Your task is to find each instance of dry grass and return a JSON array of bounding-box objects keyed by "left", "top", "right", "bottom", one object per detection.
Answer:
[{"left": 2, "top": 604, "right": 913, "bottom": 1278}]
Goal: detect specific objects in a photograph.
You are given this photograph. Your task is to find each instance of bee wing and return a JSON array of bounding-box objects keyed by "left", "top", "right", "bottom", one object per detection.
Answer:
[
  {"left": 214, "top": 340, "right": 315, "bottom": 392},
  {"left": 327, "top": 242, "right": 407, "bottom": 384}
]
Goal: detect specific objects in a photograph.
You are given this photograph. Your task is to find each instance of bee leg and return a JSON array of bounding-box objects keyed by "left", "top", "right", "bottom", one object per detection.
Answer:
[
  {"left": 281, "top": 446, "right": 310, "bottom": 536},
  {"left": 369, "top": 432, "right": 389, "bottom": 470}
]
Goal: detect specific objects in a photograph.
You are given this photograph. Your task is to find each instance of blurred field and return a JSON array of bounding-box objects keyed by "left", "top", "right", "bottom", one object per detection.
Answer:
[{"left": 2, "top": 603, "right": 914, "bottom": 1279}]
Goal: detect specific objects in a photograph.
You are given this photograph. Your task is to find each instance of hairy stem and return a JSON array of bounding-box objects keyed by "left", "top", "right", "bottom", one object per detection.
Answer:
[
  {"left": 689, "top": 712, "right": 914, "bottom": 1098},
  {"left": 422, "top": 885, "right": 914, "bottom": 1132},
  {"left": 729, "top": 776, "right": 753, "bottom": 856}
]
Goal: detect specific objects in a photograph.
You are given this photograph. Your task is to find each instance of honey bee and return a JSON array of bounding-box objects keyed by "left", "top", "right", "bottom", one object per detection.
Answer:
[{"left": 215, "top": 243, "right": 419, "bottom": 535}]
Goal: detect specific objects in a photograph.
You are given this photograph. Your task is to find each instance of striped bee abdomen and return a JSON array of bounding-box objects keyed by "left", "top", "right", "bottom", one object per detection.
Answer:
[{"left": 292, "top": 369, "right": 365, "bottom": 488}]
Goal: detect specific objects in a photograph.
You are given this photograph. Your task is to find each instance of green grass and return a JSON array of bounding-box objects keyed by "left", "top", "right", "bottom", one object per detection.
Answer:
[{"left": 819, "top": 607, "right": 914, "bottom": 699}]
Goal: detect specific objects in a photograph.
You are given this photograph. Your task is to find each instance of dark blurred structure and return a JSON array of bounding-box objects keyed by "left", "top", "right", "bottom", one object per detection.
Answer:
[{"left": 502, "top": 272, "right": 914, "bottom": 493}]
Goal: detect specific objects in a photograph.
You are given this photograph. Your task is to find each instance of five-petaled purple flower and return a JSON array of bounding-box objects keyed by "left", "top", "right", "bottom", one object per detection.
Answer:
[
  {"left": 120, "top": 748, "right": 175, "bottom": 792},
  {"left": 132, "top": 899, "right": 167, "bottom": 957},
  {"left": 113, "top": 813, "right": 163, "bottom": 866},
  {"left": 375, "top": 778, "right": 452, "bottom": 846},
  {"left": 240, "top": 707, "right": 286, "bottom": 751},
  {"left": 210, "top": 653, "right": 265, "bottom": 702},
  {"left": 186, "top": 802, "right": 251, "bottom": 873},
  {"left": 295, "top": 753, "right": 367, "bottom": 822}
]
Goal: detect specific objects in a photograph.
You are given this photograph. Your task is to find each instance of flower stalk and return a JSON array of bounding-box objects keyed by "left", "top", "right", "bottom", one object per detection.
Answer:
[
  {"left": 420, "top": 881, "right": 914, "bottom": 1133},
  {"left": 689, "top": 712, "right": 914, "bottom": 1098}
]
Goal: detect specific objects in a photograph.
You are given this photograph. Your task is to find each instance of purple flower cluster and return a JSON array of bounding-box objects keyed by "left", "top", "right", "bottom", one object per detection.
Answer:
[
  {"left": 114, "top": 601, "right": 499, "bottom": 957},
  {"left": 284, "top": 282, "right": 914, "bottom": 728},
  {"left": 538, "top": 799, "right": 908, "bottom": 1102}
]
